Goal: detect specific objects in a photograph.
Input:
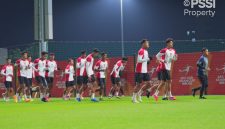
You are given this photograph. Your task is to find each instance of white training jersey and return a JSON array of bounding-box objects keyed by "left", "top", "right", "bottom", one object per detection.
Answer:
[
  {"left": 110, "top": 60, "right": 125, "bottom": 78},
  {"left": 1, "top": 64, "right": 14, "bottom": 82},
  {"left": 85, "top": 54, "right": 94, "bottom": 77},
  {"left": 94, "top": 60, "right": 108, "bottom": 78},
  {"left": 65, "top": 64, "right": 75, "bottom": 81},
  {"left": 46, "top": 60, "right": 57, "bottom": 77},
  {"left": 156, "top": 48, "right": 177, "bottom": 71},
  {"left": 15, "top": 59, "right": 29, "bottom": 77},
  {"left": 135, "top": 48, "right": 149, "bottom": 73},
  {"left": 26, "top": 62, "right": 35, "bottom": 79},
  {"left": 34, "top": 58, "right": 47, "bottom": 77},
  {"left": 76, "top": 57, "right": 87, "bottom": 76}
]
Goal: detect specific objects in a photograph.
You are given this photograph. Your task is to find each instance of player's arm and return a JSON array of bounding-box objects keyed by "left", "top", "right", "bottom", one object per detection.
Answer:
[
  {"left": 196, "top": 58, "right": 206, "bottom": 69},
  {"left": 76, "top": 59, "right": 84, "bottom": 69},
  {"left": 85, "top": 58, "right": 93, "bottom": 77},
  {"left": 65, "top": 66, "right": 72, "bottom": 74},
  {"left": 94, "top": 61, "right": 100, "bottom": 72},
  {"left": 156, "top": 50, "right": 165, "bottom": 63},
  {"left": 173, "top": 50, "right": 178, "bottom": 61},
  {"left": 0, "top": 66, "right": 6, "bottom": 76},
  {"left": 137, "top": 51, "right": 149, "bottom": 63}
]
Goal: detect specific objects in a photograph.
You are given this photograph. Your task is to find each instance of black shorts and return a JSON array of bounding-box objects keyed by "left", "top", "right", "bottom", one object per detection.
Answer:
[
  {"left": 111, "top": 76, "right": 120, "bottom": 85},
  {"left": 161, "top": 70, "right": 171, "bottom": 81},
  {"left": 46, "top": 77, "right": 54, "bottom": 84},
  {"left": 97, "top": 78, "right": 106, "bottom": 88},
  {"left": 26, "top": 78, "right": 32, "bottom": 87},
  {"left": 77, "top": 76, "right": 88, "bottom": 85},
  {"left": 4, "top": 81, "right": 12, "bottom": 88},
  {"left": 88, "top": 75, "right": 96, "bottom": 83},
  {"left": 35, "top": 76, "right": 48, "bottom": 87},
  {"left": 135, "top": 73, "right": 150, "bottom": 84},
  {"left": 157, "top": 71, "right": 162, "bottom": 81},
  {"left": 18, "top": 76, "right": 28, "bottom": 85},
  {"left": 65, "top": 81, "right": 74, "bottom": 87}
]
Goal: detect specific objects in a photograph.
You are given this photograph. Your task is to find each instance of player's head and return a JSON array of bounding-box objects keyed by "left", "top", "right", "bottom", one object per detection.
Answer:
[
  {"left": 68, "top": 58, "right": 74, "bottom": 65},
  {"left": 49, "top": 53, "right": 55, "bottom": 60},
  {"left": 141, "top": 39, "right": 150, "bottom": 49},
  {"left": 81, "top": 50, "right": 86, "bottom": 58},
  {"left": 41, "top": 51, "right": 48, "bottom": 60},
  {"left": 202, "top": 48, "right": 209, "bottom": 56},
  {"left": 166, "top": 38, "right": 174, "bottom": 48},
  {"left": 21, "top": 51, "right": 28, "bottom": 59},
  {"left": 101, "top": 52, "right": 107, "bottom": 60},
  {"left": 122, "top": 57, "right": 128, "bottom": 65},
  {"left": 6, "top": 58, "right": 11, "bottom": 64},
  {"left": 92, "top": 48, "right": 100, "bottom": 58},
  {"left": 28, "top": 55, "right": 32, "bottom": 61}
]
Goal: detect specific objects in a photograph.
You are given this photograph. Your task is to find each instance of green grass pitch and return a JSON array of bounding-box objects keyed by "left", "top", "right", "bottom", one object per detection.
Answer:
[{"left": 0, "top": 96, "right": 225, "bottom": 129}]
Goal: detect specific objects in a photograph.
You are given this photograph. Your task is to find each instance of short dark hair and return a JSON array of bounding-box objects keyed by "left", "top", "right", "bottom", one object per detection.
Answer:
[
  {"left": 81, "top": 50, "right": 86, "bottom": 55},
  {"left": 166, "top": 38, "right": 173, "bottom": 44},
  {"left": 21, "top": 51, "right": 28, "bottom": 55},
  {"left": 141, "top": 39, "right": 148, "bottom": 45},
  {"left": 201, "top": 48, "right": 208, "bottom": 52},
  {"left": 41, "top": 51, "right": 48, "bottom": 56},
  {"left": 93, "top": 48, "right": 100, "bottom": 53},
  {"left": 50, "top": 53, "right": 55, "bottom": 56},
  {"left": 101, "top": 52, "right": 106, "bottom": 56},
  {"left": 122, "top": 57, "right": 128, "bottom": 61},
  {"left": 28, "top": 55, "right": 32, "bottom": 58}
]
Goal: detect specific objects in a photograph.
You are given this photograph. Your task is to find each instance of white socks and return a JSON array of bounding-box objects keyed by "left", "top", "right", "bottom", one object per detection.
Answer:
[{"left": 91, "top": 93, "right": 95, "bottom": 99}]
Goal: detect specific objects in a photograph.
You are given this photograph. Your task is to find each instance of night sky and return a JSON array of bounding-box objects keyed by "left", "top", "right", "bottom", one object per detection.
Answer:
[{"left": 0, "top": 0, "right": 224, "bottom": 47}]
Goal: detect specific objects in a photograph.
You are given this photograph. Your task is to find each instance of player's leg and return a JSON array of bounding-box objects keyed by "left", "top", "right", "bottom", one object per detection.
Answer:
[
  {"left": 137, "top": 73, "right": 151, "bottom": 102},
  {"left": 88, "top": 75, "right": 98, "bottom": 102},
  {"left": 199, "top": 75, "right": 207, "bottom": 99},
  {"left": 99, "top": 78, "right": 105, "bottom": 100},
  {"left": 152, "top": 71, "right": 166, "bottom": 101},
  {"left": 132, "top": 73, "right": 142, "bottom": 103},
  {"left": 108, "top": 76, "right": 117, "bottom": 98},
  {"left": 75, "top": 76, "right": 82, "bottom": 101},
  {"left": 46, "top": 77, "right": 53, "bottom": 98}
]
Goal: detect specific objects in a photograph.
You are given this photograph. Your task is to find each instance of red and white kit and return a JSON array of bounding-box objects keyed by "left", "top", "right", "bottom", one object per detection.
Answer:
[
  {"left": 156, "top": 48, "right": 177, "bottom": 70},
  {"left": 46, "top": 60, "right": 57, "bottom": 77},
  {"left": 76, "top": 57, "right": 87, "bottom": 76},
  {"left": 65, "top": 64, "right": 75, "bottom": 81},
  {"left": 16, "top": 59, "right": 29, "bottom": 77},
  {"left": 34, "top": 58, "right": 47, "bottom": 77},
  {"left": 1, "top": 64, "right": 14, "bottom": 82},
  {"left": 85, "top": 54, "right": 94, "bottom": 77},
  {"left": 94, "top": 60, "right": 108, "bottom": 78},
  {"left": 27, "top": 62, "right": 36, "bottom": 79},
  {"left": 110, "top": 60, "right": 125, "bottom": 78},
  {"left": 135, "top": 48, "right": 149, "bottom": 73}
]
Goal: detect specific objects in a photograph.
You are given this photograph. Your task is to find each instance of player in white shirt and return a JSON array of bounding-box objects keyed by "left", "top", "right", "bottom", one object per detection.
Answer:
[
  {"left": 153, "top": 38, "right": 178, "bottom": 101},
  {"left": 64, "top": 58, "right": 75, "bottom": 100},
  {"left": 15, "top": 52, "right": 29, "bottom": 102},
  {"left": 75, "top": 51, "right": 88, "bottom": 101},
  {"left": 109, "top": 57, "right": 128, "bottom": 98},
  {"left": 1, "top": 58, "right": 14, "bottom": 102},
  {"left": 94, "top": 52, "right": 108, "bottom": 100},
  {"left": 85, "top": 48, "right": 100, "bottom": 102},
  {"left": 25, "top": 55, "right": 36, "bottom": 101},
  {"left": 46, "top": 53, "right": 58, "bottom": 98},
  {"left": 132, "top": 39, "right": 152, "bottom": 103},
  {"left": 34, "top": 51, "right": 49, "bottom": 102}
]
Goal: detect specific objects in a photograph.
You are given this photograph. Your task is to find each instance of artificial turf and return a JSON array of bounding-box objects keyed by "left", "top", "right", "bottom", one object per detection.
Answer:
[{"left": 0, "top": 96, "right": 225, "bottom": 129}]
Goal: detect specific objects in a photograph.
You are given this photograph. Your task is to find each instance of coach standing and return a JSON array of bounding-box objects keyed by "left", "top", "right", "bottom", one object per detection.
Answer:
[{"left": 194, "top": 48, "right": 210, "bottom": 99}]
